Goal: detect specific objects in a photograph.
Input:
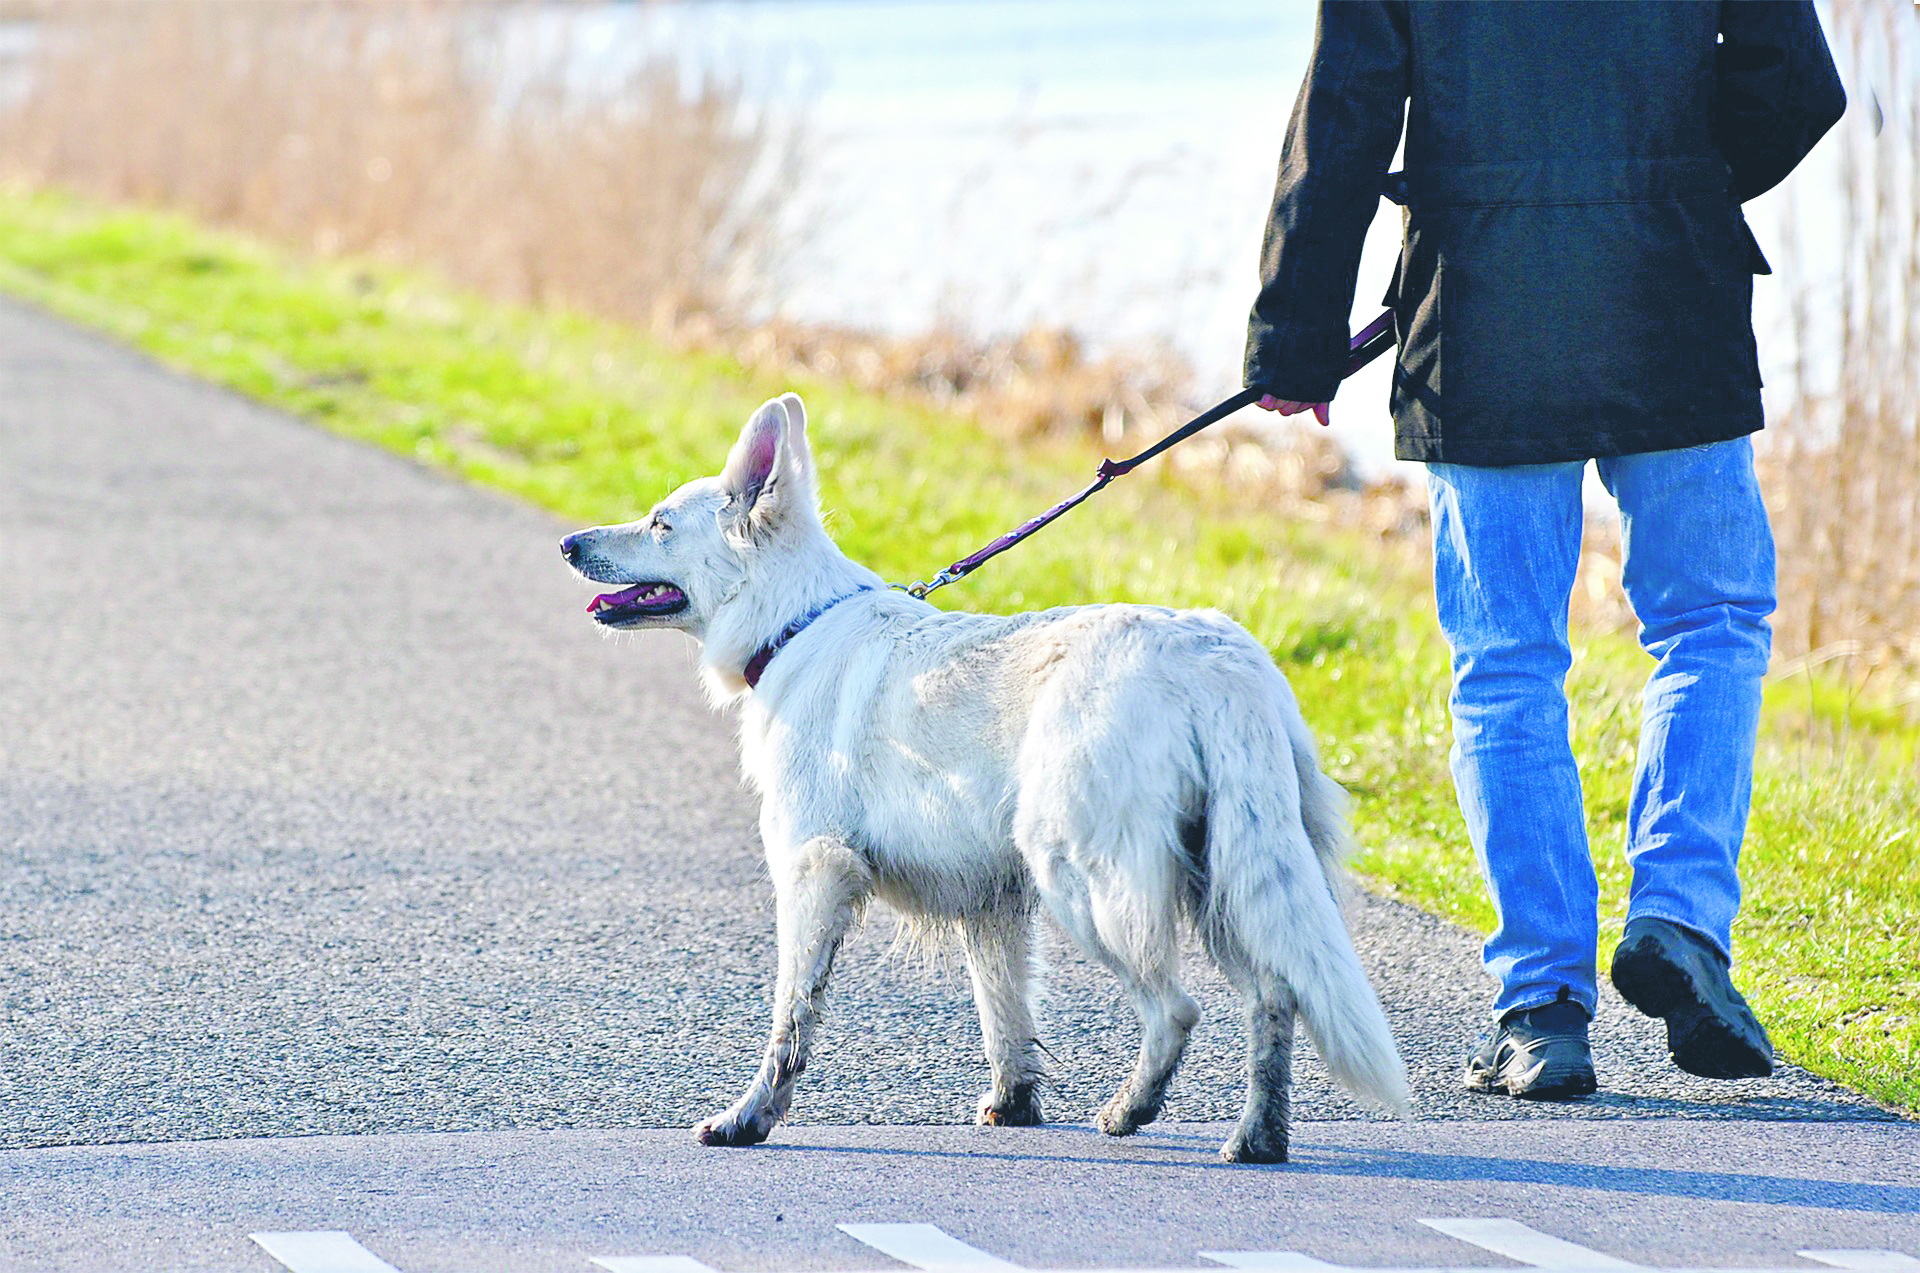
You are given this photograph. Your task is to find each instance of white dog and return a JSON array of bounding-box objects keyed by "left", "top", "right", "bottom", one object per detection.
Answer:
[{"left": 562, "top": 393, "right": 1408, "bottom": 1163}]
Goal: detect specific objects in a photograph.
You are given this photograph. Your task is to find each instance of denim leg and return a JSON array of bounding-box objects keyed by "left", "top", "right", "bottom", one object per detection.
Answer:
[
  {"left": 1597, "top": 439, "right": 1775, "bottom": 959},
  {"left": 1427, "top": 461, "right": 1597, "bottom": 1018}
]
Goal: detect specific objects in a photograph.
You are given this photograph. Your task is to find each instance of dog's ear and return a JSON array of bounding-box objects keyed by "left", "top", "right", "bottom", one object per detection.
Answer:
[
  {"left": 722, "top": 397, "right": 786, "bottom": 505},
  {"left": 775, "top": 392, "right": 816, "bottom": 491},
  {"left": 721, "top": 396, "right": 807, "bottom": 534}
]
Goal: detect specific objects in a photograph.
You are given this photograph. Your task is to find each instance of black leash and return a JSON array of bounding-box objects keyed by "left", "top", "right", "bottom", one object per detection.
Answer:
[{"left": 897, "top": 310, "right": 1397, "bottom": 599}]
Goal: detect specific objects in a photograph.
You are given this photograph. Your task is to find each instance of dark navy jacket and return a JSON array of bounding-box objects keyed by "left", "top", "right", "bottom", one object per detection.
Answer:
[{"left": 1244, "top": 1, "right": 1846, "bottom": 466}]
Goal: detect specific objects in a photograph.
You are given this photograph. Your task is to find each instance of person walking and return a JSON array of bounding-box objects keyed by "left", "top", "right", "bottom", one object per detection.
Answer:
[{"left": 1245, "top": 1, "right": 1845, "bottom": 1098}]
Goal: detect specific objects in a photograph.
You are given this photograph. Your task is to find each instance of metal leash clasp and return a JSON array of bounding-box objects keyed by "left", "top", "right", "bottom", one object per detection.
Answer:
[{"left": 893, "top": 568, "right": 960, "bottom": 599}]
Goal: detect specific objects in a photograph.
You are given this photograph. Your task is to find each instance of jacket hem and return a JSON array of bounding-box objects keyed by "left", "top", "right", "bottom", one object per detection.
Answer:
[{"left": 1395, "top": 419, "right": 1762, "bottom": 467}]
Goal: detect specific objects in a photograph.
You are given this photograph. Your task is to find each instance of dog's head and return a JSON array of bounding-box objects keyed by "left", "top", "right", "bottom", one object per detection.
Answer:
[{"left": 560, "top": 392, "right": 821, "bottom": 639}]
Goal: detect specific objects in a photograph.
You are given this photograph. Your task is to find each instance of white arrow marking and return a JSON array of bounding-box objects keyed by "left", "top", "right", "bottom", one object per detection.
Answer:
[
  {"left": 592, "top": 1260, "right": 724, "bottom": 1273},
  {"left": 1799, "top": 1255, "right": 1920, "bottom": 1272},
  {"left": 839, "top": 1223, "right": 1027, "bottom": 1272},
  {"left": 250, "top": 1231, "right": 404, "bottom": 1273},
  {"left": 1420, "top": 1218, "right": 1648, "bottom": 1270}
]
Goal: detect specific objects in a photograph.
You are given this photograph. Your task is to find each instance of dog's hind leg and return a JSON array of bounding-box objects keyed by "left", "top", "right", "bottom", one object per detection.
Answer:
[
  {"left": 696, "top": 836, "right": 871, "bottom": 1148},
  {"left": 1034, "top": 855, "right": 1198, "bottom": 1137},
  {"left": 1222, "top": 984, "right": 1297, "bottom": 1164},
  {"left": 1199, "top": 927, "right": 1297, "bottom": 1164},
  {"left": 1093, "top": 919, "right": 1199, "bottom": 1137},
  {"left": 961, "top": 904, "right": 1045, "bottom": 1127}
]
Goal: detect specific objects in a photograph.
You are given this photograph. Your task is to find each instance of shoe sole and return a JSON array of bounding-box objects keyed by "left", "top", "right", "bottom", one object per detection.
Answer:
[
  {"left": 1509, "top": 1072, "right": 1599, "bottom": 1100},
  {"left": 1461, "top": 1061, "right": 1597, "bottom": 1101},
  {"left": 1612, "top": 935, "right": 1772, "bottom": 1080},
  {"left": 1666, "top": 1011, "right": 1774, "bottom": 1080}
]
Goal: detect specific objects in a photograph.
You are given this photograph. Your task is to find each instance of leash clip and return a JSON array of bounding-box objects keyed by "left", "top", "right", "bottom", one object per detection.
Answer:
[{"left": 893, "top": 568, "right": 959, "bottom": 600}]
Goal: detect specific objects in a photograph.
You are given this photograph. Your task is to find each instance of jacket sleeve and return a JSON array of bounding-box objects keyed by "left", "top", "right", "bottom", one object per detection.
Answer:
[
  {"left": 1244, "top": 0, "right": 1408, "bottom": 404},
  {"left": 1716, "top": 0, "right": 1847, "bottom": 203}
]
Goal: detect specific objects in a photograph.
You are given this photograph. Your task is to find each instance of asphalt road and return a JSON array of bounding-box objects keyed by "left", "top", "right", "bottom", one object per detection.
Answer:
[
  {"left": 2, "top": 1121, "right": 1917, "bottom": 1273},
  {"left": 0, "top": 296, "right": 1911, "bottom": 1270}
]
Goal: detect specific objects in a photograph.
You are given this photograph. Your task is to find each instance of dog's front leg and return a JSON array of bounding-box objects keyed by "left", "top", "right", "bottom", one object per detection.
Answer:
[
  {"left": 696, "top": 836, "right": 871, "bottom": 1148},
  {"left": 961, "top": 906, "right": 1045, "bottom": 1126}
]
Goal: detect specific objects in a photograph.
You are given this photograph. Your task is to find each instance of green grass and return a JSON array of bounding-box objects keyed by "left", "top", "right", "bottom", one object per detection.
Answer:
[{"left": 1, "top": 185, "right": 1913, "bottom": 1113}]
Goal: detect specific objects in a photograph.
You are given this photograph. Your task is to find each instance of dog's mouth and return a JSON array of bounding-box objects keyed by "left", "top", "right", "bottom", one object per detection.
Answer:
[{"left": 587, "top": 581, "right": 689, "bottom": 627}]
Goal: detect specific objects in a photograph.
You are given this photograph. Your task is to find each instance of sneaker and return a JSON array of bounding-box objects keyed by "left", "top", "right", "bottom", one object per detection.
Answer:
[
  {"left": 1462, "top": 996, "right": 1598, "bottom": 1100},
  {"left": 1610, "top": 916, "right": 1773, "bottom": 1079}
]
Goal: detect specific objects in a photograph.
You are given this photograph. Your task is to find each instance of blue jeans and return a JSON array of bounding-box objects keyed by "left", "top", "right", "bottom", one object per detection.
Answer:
[{"left": 1426, "top": 439, "right": 1775, "bottom": 1019}]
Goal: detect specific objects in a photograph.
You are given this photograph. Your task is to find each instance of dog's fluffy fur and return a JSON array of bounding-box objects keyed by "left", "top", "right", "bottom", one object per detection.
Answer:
[{"left": 563, "top": 394, "right": 1408, "bottom": 1163}]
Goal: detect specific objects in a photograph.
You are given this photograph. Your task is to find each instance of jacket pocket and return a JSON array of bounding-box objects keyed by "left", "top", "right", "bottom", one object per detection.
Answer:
[{"left": 1388, "top": 219, "right": 1443, "bottom": 429}]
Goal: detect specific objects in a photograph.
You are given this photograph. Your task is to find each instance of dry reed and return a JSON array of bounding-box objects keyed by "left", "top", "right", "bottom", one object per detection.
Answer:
[
  {"left": 1762, "top": 0, "right": 1920, "bottom": 684},
  {"left": 0, "top": 0, "right": 790, "bottom": 327}
]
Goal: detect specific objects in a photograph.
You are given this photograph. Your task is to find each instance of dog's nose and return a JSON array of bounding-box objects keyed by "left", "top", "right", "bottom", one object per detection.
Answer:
[{"left": 560, "top": 533, "right": 582, "bottom": 563}]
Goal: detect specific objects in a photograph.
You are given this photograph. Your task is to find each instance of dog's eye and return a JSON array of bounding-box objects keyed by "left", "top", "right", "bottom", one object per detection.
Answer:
[{"left": 651, "top": 518, "right": 672, "bottom": 537}]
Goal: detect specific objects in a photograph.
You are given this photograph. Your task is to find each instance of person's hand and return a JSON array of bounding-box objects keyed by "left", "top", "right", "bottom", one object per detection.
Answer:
[{"left": 1256, "top": 395, "right": 1331, "bottom": 427}]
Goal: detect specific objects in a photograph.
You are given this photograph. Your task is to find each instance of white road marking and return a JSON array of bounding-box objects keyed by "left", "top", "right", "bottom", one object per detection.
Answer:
[
  {"left": 1202, "top": 1254, "right": 1345, "bottom": 1271},
  {"left": 249, "top": 1231, "right": 404, "bottom": 1273},
  {"left": 277, "top": 1217, "right": 1919, "bottom": 1273},
  {"left": 1421, "top": 1217, "right": 1649, "bottom": 1270},
  {"left": 839, "top": 1223, "right": 1026, "bottom": 1272}
]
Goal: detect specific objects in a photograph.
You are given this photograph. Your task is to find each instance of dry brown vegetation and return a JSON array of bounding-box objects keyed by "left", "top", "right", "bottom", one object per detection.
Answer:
[
  {"left": 0, "top": 0, "right": 784, "bottom": 326},
  {"left": 1761, "top": 0, "right": 1920, "bottom": 685}
]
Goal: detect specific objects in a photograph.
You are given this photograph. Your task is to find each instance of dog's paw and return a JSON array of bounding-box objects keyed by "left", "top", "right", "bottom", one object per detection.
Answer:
[
  {"left": 975, "top": 1085, "right": 1043, "bottom": 1127},
  {"left": 694, "top": 1107, "right": 775, "bottom": 1148},
  {"left": 1094, "top": 1093, "right": 1152, "bottom": 1137},
  {"left": 1219, "top": 1125, "right": 1288, "bottom": 1165}
]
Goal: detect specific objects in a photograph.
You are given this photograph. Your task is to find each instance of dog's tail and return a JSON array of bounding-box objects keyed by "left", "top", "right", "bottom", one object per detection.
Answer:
[{"left": 1196, "top": 665, "right": 1410, "bottom": 1117}]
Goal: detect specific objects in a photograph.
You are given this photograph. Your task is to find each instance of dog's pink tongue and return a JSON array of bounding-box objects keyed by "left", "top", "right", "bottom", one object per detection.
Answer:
[{"left": 588, "top": 584, "right": 652, "bottom": 613}]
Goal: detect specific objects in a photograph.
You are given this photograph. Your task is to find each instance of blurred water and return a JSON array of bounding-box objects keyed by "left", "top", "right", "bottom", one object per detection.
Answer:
[{"left": 679, "top": 0, "right": 1318, "bottom": 356}]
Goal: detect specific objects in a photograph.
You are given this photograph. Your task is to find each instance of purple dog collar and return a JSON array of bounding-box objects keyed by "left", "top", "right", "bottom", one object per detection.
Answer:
[{"left": 743, "top": 588, "right": 874, "bottom": 690}]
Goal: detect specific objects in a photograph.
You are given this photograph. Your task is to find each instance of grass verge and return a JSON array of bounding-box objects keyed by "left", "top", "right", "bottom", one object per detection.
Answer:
[{"left": 1, "top": 186, "right": 1913, "bottom": 1113}]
